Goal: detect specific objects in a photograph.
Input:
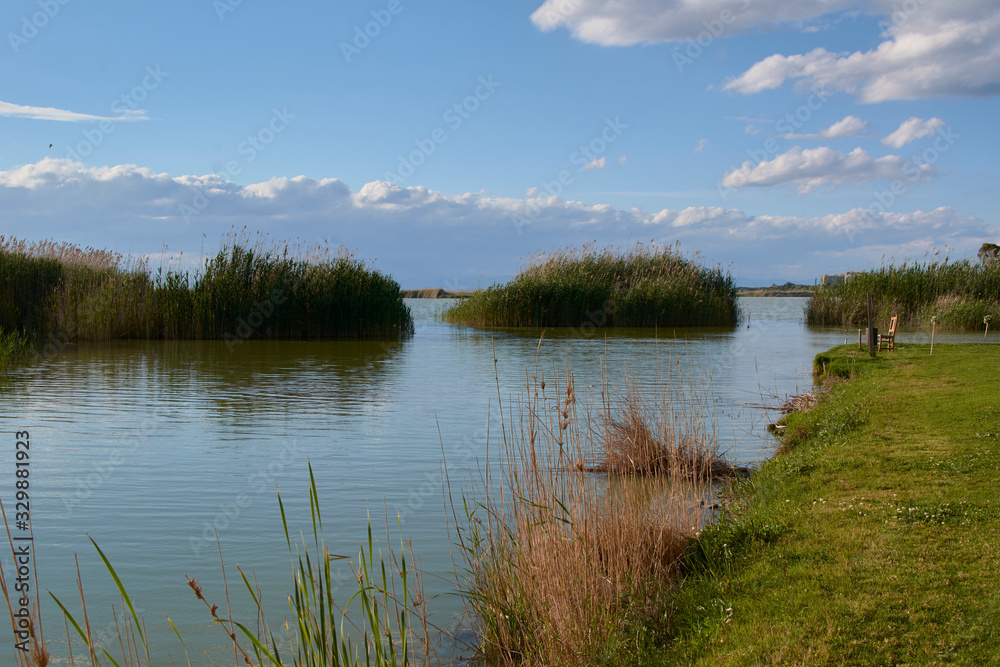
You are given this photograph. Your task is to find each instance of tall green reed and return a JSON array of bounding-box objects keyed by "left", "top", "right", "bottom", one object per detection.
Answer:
[
  {"left": 445, "top": 243, "right": 739, "bottom": 328},
  {"left": 0, "top": 328, "right": 33, "bottom": 372},
  {"left": 3, "top": 463, "right": 427, "bottom": 666},
  {"left": 0, "top": 234, "right": 413, "bottom": 344},
  {"left": 807, "top": 258, "right": 1000, "bottom": 329}
]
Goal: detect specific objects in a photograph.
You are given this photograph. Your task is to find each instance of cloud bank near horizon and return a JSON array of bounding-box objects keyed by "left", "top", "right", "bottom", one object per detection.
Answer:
[{"left": 0, "top": 158, "right": 994, "bottom": 287}]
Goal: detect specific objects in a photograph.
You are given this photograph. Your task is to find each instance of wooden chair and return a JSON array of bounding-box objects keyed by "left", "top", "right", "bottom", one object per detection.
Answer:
[{"left": 878, "top": 316, "right": 898, "bottom": 351}]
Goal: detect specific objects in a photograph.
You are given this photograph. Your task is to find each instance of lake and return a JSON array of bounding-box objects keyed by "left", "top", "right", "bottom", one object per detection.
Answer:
[{"left": 0, "top": 297, "right": 977, "bottom": 663}]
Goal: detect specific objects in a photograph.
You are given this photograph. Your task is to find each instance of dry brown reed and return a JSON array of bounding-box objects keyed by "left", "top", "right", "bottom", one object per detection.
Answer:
[
  {"left": 0, "top": 496, "right": 51, "bottom": 667},
  {"left": 0, "top": 236, "right": 130, "bottom": 272},
  {"left": 594, "top": 361, "right": 744, "bottom": 479},
  {"left": 457, "top": 345, "right": 727, "bottom": 665}
]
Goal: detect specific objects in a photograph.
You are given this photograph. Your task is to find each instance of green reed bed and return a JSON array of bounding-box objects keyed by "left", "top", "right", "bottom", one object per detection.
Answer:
[
  {"left": 0, "top": 235, "right": 413, "bottom": 346},
  {"left": 807, "top": 258, "right": 1000, "bottom": 329},
  {"left": 444, "top": 244, "right": 740, "bottom": 328}
]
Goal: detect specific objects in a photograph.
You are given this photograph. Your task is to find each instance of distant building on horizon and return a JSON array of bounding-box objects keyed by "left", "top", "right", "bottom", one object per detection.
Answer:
[{"left": 820, "top": 271, "right": 857, "bottom": 286}]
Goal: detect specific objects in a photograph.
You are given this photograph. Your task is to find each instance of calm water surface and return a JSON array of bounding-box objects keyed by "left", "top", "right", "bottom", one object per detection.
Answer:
[{"left": 0, "top": 298, "right": 981, "bottom": 663}]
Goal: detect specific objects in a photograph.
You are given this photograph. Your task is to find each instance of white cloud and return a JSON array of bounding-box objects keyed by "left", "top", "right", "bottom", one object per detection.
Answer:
[
  {"left": 530, "top": 0, "right": 855, "bottom": 46},
  {"left": 584, "top": 156, "right": 606, "bottom": 171},
  {"left": 722, "top": 146, "right": 935, "bottom": 194},
  {"left": 694, "top": 139, "right": 708, "bottom": 153},
  {"left": 782, "top": 115, "right": 869, "bottom": 140},
  {"left": 530, "top": 2, "right": 1000, "bottom": 102},
  {"left": 0, "top": 100, "right": 148, "bottom": 122},
  {"left": 618, "top": 156, "right": 627, "bottom": 166},
  {"left": 0, "top": 159, "right": 991, "bottom": 286},
  {"left": 882, "top": 117, "right": 946, "bottom": 148},
  {"left": 724, "top": 4, "right": 1000, "bottom": 102}
]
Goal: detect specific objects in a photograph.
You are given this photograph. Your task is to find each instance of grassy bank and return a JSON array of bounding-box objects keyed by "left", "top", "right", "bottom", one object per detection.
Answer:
[
  {"left": 444, "top": 244, "right": 739, "bottom": 328},
  {"left": 664, "top": 344, "right": 1000, "bottom": 664},
  {"left": 0, "top": 236, "right": 413, "bottom": 345},
  {"left": 807, "top": 259, "right": 1000, "bottom": 329}
]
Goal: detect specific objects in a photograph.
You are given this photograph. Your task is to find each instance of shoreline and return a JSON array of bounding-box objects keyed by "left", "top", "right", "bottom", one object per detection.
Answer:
[{"left": 662, "top": 343, "right": 1000, "bottom": 664}]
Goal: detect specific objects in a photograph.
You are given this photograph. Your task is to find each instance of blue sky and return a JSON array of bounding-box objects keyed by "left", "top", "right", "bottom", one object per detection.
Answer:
[{"left": 1, "top": 0, "right": 998, "bottom": 288}]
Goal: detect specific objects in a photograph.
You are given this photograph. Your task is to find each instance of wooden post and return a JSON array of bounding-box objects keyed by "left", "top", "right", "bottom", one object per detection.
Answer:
[{"left": 866, "top": 292, "right": 877, "bottom": 358}]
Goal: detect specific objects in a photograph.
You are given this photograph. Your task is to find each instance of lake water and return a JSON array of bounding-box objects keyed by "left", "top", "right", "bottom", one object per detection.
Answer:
[{"left": 0, "top": 298, "right": 982, "bottom": 664}]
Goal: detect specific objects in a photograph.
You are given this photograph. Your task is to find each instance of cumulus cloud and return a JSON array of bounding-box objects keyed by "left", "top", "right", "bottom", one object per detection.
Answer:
[
  {"left": 530, "top": 0, "right": 854, "bottom": 46},
  {"left": 724, "top": 3, "right": 1000, "bottom": 102},
  {"left": 0, "top": 158, "right": 991, "bottom": 286},
  {"left": 882, "top": 117, "right": 946, "bottom": 148},
  {"left": 782, "top": 115, "right": 869, "bottom": 140},
  {"left": 722, "top": 146, "right": 935, "bottom": 194},
  {"left": 0, "top": 100, "right": 148, "bottom": 122},
  {"left": 584, "top": 157, "right": 607, "bottom": 171},
  {"left": 694, "top": 139, "right": 709, "bottom": 153}
]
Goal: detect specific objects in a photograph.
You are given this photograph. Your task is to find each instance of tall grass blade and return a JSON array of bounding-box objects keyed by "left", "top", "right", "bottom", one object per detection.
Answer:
[
  {"left": 165, "top": 616, "right": 192, "bottom": 667},
  {"left": 86, "top": 536, "right": 149, "bottom": 664}
]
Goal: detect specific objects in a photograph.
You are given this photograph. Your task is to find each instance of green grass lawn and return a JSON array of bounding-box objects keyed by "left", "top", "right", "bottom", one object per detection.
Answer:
[{"left": 663, "top": 343, "right": 1000, "bottom": 665}]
